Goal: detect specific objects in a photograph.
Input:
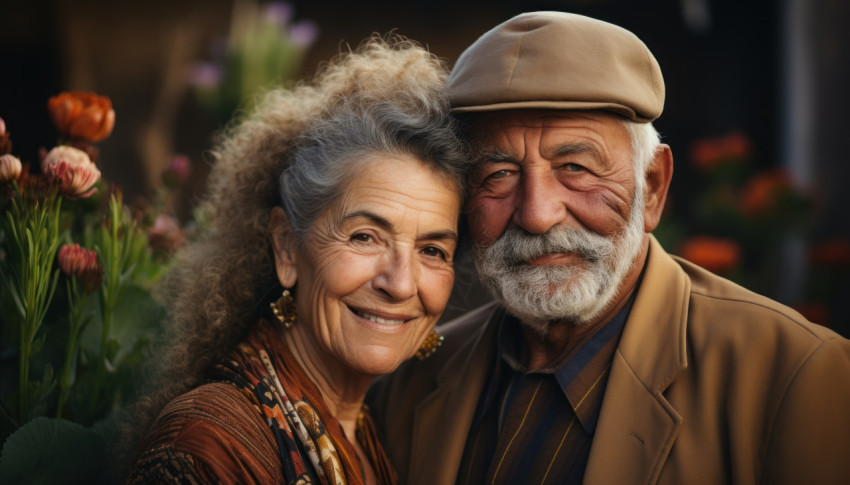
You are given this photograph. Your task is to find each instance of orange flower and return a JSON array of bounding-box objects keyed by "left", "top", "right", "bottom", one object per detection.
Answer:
[
  {"left": 678, "top": 236, "right": 741, "bottom": 274},
  {"left": 41, "top": 145, "right": 101, "bottom": 199},
  {"left": 690, "top": 131, "right": 752, "bottom": 172},
  {"left": 740, "top": 170, "right": 793, "bottom": 218},
  {"left": 0, "top": 154, "right": 22, "bottom": 184},
  {"left": 48, "top": 92, "right": 115, "bottom": 143},
  {"left": 58, "top": 244, "right": 103, "bottom": 293}
]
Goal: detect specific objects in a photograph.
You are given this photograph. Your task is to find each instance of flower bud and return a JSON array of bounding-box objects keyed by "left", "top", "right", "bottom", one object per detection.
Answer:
[
  {"left": 0, "top": 116, "right": 11, "bottom": 155},
  {"left": 48, "top": 92, "right": 116, "bottom": 143},
  {"left": 0, "top": 153, "right": 22, "bottom": 184},
  {"left": 162, "top": 154, "right": 191, "bottom": 188},
  {"left": 58, "top": 244, "right": 103, "bottom": 293},
  {"left": 147, "top": 214, "right": 185, "bottom": 256},
  {"left": 42, "top": 145, "right": 101, "bottom": 199}
]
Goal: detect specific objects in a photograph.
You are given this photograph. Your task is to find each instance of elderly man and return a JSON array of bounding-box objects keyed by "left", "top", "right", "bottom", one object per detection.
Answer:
[{"left": 368, "top": 11, "right": 850, "bottom": 485}]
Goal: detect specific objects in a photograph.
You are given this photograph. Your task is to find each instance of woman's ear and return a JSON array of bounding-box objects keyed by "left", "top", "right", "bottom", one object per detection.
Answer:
[
  {"left": 642, "top": 144, "right": 674, "bottom": 233},
  {"left": 269, "top": 207, "right": 298, "bottom": 287}
]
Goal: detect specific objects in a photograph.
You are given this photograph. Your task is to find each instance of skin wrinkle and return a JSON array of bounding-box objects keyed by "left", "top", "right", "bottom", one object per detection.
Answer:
[
  {"left": 272, "top": 154, "right": 459, "bottom": 442},
  {"left": 467, "top": 109, "right": 670, "bottom": 369}
]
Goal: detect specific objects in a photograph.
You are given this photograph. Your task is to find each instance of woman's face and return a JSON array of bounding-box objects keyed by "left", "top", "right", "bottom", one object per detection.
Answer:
[{"left": 278, "top": 154, "right": 460, "bottom": 378}]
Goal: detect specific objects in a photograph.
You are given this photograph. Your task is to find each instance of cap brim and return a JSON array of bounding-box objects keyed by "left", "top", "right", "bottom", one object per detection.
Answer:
[{"left": 450, "top": 100, "right": 651, "bottom": 123}]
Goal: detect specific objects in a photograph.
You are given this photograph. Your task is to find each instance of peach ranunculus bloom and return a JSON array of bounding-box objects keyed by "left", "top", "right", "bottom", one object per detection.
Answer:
[
  {"left": 41, "top": 145, "right": 101, "bottom": 199},
  {"left": 48, "top": 92, "right": 116, "bottom": 143},
  {"left": 0, "top": 153, "right": 22, "bottom": 184},
  {"left": 678, "top": 235, "right": 742, "bottom": 275}
]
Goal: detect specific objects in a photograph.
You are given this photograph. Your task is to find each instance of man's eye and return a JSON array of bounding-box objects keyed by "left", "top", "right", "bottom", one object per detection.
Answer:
[
  {"left": 484, "top": 169, "right": 513, "bottom": 181},
  {"left": 562, "top": 163, "right": 586, "bottom": 172}
]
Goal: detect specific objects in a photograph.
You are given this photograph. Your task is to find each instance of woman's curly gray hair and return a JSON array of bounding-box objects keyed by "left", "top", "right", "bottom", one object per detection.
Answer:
[{"left": 123, "top": 34, "right": 468, "bottom": 460}]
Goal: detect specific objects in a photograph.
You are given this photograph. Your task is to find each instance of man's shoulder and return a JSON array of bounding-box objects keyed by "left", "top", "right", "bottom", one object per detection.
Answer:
[{"left": 671, "top": 253, "right": 841, "bottom": 344}]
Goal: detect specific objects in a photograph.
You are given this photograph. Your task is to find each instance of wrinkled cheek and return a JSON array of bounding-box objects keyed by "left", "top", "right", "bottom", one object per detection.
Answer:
[{"left": 467, "top": 198, "right": 512, "bottom": 246}]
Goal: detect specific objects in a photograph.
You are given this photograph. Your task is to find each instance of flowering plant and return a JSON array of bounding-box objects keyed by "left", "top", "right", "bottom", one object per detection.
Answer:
[
  {"left": 0, "top": 93, "right": 185, "bottom": 482},
  {"left": 188, "top": 0, "right": 318, "bottom": 124},
  {"left": 656, "top": 131, "right": 846, "bottom": 327}
]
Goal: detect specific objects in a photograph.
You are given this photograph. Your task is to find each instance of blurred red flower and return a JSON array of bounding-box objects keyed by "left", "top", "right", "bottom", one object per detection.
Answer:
[
  {"left": 678, "top": 236, "right": 741, "bottom": 274},
  {"left": 808, "top": 239, "right": 850, "bottom": 267},
  {"left": 690, "top": 131, "right": 752, "bottom": 172},
  {"left": 0, "top": 116, "right": 12, "bottom": 155},
  {"left": 740, "top": 170, "right": 794, "bottom": 218},
  {"left": 58, "top": 243, "right": 103, "bottom": 293},
  {"left": 48, "top": 92, "right": 115, "bottom": 143}
]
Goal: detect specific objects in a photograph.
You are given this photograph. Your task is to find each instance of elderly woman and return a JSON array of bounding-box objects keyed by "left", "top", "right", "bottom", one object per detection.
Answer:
[{"left": 125, "top": 36, "right": 468, "bottom": 484}]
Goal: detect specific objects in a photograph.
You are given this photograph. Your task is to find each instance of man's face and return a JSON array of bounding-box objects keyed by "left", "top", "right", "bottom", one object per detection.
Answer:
[{"left": 467, "top": 110, "right": 648, "bottom": 328}]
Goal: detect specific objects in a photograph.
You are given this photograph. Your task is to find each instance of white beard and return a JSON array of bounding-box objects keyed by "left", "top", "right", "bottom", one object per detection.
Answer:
[{"left": 474, "top": 190, "right": 646, "bottom": 333}]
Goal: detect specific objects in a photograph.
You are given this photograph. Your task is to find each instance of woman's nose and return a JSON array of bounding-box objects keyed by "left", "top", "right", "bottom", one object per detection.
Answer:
[{"left": 373, "top": 249, "right": 418, "bottom": 300}]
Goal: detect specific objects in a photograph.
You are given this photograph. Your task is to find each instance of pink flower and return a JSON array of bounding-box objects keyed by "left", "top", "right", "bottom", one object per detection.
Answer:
[
  {"left": 0, "top": 153, "right": 22, "bottom": 184},
  {"left": 41, "top": 145, "right": 101, "bottom": 199},
  {"left": 162, "top": 154, "right": 191, "bottom": 188},
  {"left": 58, "top": 244, "right": 103, "bottom": 293},
  {"left": 147, "top": 214, "right": 185, "bottom": 255}
]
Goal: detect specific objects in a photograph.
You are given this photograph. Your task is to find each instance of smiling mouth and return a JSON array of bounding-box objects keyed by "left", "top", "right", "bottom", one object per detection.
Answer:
[{"left": 351, "top": 307, "right": 408, "bottom": 325}]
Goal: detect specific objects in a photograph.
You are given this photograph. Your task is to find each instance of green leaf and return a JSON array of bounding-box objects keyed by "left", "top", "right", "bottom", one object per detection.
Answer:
[{"left": 0, "top": 417, "right": 106, "bottom": 484}]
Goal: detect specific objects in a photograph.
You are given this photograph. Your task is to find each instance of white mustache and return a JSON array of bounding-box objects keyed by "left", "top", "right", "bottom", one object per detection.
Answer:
[{"left": 478, "top": 225, "right": 615, "bottom": 268}]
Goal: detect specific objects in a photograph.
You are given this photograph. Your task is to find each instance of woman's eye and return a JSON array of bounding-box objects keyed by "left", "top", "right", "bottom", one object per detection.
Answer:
[
  {"left": 421, "top": 246, "right": 448, "bottom": 261},
  {"left": 351, "top": 233, "right": 373, "bottom": 243}
]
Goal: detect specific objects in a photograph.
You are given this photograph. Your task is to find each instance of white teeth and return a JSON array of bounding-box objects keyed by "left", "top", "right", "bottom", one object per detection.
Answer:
[{"left": 356, "top": 310, "right": 405, "bottom": 325}]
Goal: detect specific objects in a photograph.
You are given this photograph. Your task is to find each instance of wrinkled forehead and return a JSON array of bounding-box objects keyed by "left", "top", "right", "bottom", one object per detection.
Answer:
[{"left": 469, "top": 109, "right": 625, "bottom": 140}]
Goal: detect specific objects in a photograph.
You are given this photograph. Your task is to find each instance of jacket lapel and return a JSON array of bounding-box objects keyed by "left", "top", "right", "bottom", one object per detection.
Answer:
[
  {"left": 407, "top": 305, "right": 501, "bottom": 485},
  {"left": 584, "top": 236, "right": 690, "bottom": 485}
]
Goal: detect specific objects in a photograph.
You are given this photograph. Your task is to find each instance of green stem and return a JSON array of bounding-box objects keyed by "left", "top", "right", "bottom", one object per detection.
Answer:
[{"left": 57, "top": 280, "right": 89, "bottom": 419}]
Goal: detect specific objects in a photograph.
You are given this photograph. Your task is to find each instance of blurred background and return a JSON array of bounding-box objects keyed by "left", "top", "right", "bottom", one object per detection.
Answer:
[{"left": 2, "top": 0, "right": 849, "bottom": 334}]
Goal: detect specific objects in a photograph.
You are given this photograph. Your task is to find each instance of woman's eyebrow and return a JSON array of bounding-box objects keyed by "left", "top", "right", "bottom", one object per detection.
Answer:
[
  {"left": 344, "top": 210, "right": 393, "bottom": 231},
  {"left": 344, "top": 211, "right": 457, "bottom": 242}
]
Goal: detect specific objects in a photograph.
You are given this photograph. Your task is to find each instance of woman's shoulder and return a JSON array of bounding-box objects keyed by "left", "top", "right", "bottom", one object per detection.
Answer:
[{"left": 127, "top": 382, "right": 283, "bottom": 484}]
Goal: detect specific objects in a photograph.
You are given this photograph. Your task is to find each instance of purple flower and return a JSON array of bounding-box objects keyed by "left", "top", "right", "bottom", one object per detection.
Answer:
[
  {"left": 187, "top": 62, "right": 223, "bottom": 88},
  {"left": 262, "top": 1, "right": 294, "bottom": 27},
  {"left": 289, "top": 20, "right": 319, "bottom": 48}
]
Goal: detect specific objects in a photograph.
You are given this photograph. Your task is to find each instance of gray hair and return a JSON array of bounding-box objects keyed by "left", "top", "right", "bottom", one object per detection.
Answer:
[
  {"left": 621, "top": 119, "right": 662, "bottom": 195},
  {"left": 280, "top": 100, "right": 469, "bottom": 242}
]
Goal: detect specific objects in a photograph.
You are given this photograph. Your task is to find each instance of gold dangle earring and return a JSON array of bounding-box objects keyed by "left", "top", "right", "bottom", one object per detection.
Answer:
[
  {"left": 415, "top": 329, "right": 444, "bottom": 360},
  {"left": 270, "top": 288, "right": 298, "bottom": 329}
]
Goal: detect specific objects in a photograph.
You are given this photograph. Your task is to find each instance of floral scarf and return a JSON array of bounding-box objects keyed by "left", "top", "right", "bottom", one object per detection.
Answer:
[{"left": 211, "top": 320, "right": 397, "bottom": 485}]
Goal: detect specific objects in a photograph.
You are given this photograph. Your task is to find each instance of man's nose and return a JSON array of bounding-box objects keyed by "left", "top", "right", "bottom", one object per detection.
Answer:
[
  {"left": 512, "top": 170, "right": 568, "bottom": 234},
  {"left": 373, "top": 249, "right": 418, "bottom": 300}
]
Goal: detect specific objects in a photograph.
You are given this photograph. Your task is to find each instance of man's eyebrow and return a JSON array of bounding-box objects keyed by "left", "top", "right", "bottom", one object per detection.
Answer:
[
  {"left": 554, "top": 142, "right": 609, "bottom": 168},
  {"left": 476, "top": 149, "right": 516, "bottom": 164},
  {"left": 554, "top": 142, "right": 596, "bottom": 157}
]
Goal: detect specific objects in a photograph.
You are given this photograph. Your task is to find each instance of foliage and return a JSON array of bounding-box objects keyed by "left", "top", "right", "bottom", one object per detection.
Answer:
[
  {"left": 0, "top": 94, "right": 187, "bottom": 482},
  {"left": 188, "top": 0, "right": 319, "bottom": 125},
  {"left": 657, "top": 131, "right": 848, "bottom": 327}
]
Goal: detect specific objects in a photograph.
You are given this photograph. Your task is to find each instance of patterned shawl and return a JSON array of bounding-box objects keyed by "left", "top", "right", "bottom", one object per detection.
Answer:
[{"left": 211, "top": 320, "right": 397, "bottom": 485}]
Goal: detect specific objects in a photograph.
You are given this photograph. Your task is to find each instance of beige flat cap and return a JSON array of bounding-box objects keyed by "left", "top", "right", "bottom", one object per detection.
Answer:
[{"left": 449, "top": 11, "right": 665, "bottom": 122}]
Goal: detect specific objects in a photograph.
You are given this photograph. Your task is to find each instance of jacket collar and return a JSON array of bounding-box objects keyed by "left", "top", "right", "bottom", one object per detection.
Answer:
[{"left": 584, "top": 235, "right": 690, "bottom": 484}]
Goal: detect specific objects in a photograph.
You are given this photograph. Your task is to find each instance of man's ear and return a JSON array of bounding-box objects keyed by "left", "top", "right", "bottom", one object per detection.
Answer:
[
  {"left": 269, "top": 206, "right": 298, "bottom": 287},
  {"left": 642, "top": 144, "right": 674, "bottom": 233}
]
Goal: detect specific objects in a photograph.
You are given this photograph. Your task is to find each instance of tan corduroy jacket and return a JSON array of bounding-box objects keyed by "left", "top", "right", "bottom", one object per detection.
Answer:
[{"left": 368, "top": 236, "right": 850, "bottom": 485}]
